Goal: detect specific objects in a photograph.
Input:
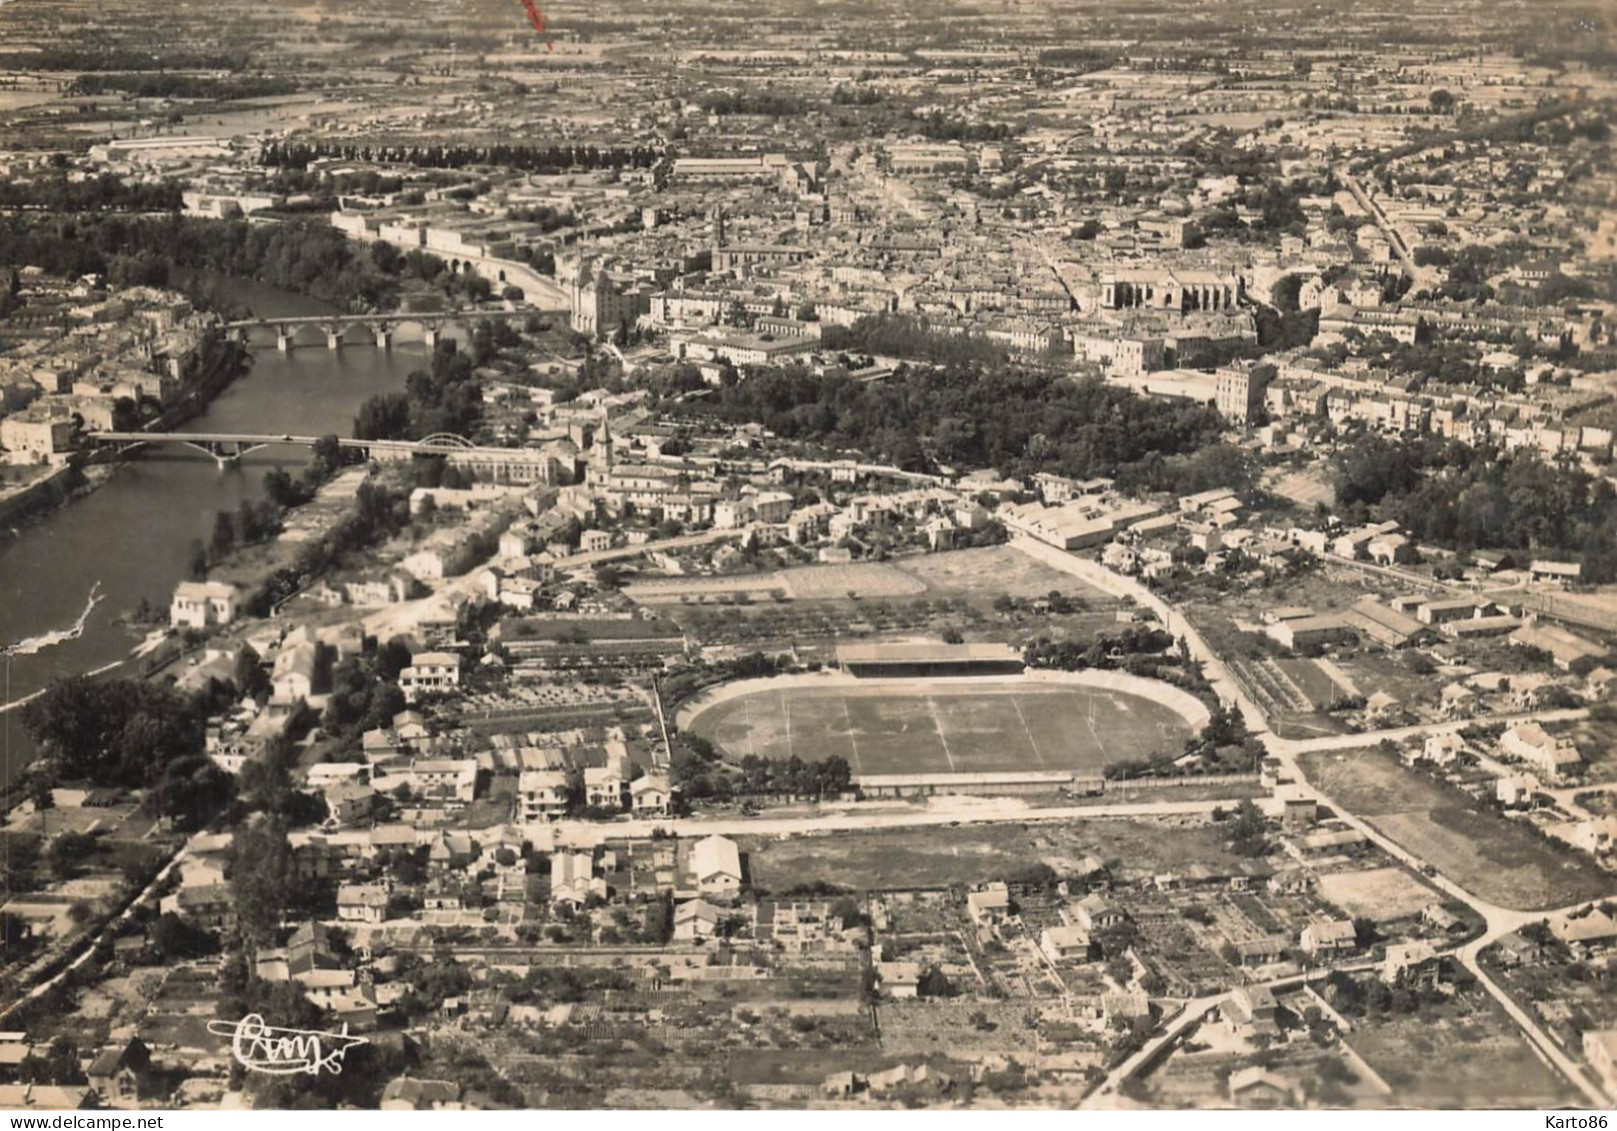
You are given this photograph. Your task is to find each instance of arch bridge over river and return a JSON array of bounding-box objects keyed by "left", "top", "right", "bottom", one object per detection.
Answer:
[
  {"left": 83, "top": 430, "right": 555, "bottom": 481},
  {"left": 224, "top": 306, "right": 539, "bottom": 352}
]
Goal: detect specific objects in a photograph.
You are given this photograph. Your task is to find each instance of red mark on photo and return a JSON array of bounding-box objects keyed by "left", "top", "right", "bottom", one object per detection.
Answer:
[{"left": 517, "top": 0, "right": 554, "bottom": 50}]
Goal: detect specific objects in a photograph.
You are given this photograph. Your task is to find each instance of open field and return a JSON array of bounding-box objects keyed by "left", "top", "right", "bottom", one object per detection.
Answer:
[
  {"left": 1276, "top": 658, "right": 1352, "bottom": 708},
  {"left": 889, "top": 545, "right": 1112, "bottom": 602},
  {"left": 1346, "top": 999, "right": 1581, "bottom": 1108},
  {"left": 1314, "top": 866, "right": 1438, "bottom": 923},
  {"left": 624, "top": 561, "right": 924, "bottom": 603},
  {"left": 1264, "top": 466, "right": 1336, "bottom": 509},
  {"left": 688, "top": 681, "right": 1193, "bottom": 776},
  {"left": 739, "top": 816, "right": 1252, "bottom": 892},
  {"left": 1299, "top": 748, "right": 1615, "bottom": 910},
  {"left": 626, "top": 546, "right": 1114, "bottom": 608}
]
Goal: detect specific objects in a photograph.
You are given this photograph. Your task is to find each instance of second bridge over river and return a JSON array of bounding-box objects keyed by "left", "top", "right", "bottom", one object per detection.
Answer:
[
  {"left": 84, "top": 430, "right": 560, "bottom": 481},
  {"left": 226, "top": 306, "right": 539, "bottom": 352}
]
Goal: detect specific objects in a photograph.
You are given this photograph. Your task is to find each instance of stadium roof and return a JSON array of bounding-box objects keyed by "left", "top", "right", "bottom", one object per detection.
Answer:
[
  {"left": 857, "top": 771, "right": 1100, "bottom": 787},
  {"left": 835, "top": 642, "right": 1022, "bottom": 666}
]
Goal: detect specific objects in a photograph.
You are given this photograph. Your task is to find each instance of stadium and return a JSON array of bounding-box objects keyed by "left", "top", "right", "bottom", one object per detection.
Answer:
[{"left": 678, "top": 644, "right": 1212, "bottom": 796}]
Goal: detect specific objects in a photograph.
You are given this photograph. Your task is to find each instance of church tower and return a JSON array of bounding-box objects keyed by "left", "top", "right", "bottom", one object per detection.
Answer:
[{"left": 589, "top": 416, "right": 614, "bottom": 478}]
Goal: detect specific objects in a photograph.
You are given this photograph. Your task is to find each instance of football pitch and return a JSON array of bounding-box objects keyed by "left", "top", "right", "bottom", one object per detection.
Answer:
[{"left": 687, "top": 682, "right": 1195, "bottom": 776}]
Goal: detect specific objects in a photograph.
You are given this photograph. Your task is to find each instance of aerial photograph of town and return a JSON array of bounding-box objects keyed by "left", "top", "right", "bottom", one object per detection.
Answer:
[{"left": 0, "top": 0, "right": 1613, "bottom": 1116}]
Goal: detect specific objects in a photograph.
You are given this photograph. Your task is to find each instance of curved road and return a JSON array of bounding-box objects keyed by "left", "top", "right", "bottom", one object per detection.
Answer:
[{"left": 1011, "top": 538, "right": 1617, "bottom": 1107}]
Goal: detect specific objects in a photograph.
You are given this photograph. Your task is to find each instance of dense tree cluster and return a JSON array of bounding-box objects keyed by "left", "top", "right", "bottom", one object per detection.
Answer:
[
  {"left": 21, "top": 677, "right": 205, "bottom": 789},
  {"left": 321, "top": 640, "right": 412, "bottom": 752},
  {"left": 245, "top": 480, "right": 409, "bottom": 616},
  {"left": 1332, "top": 435, "right": 1617, "bottom": 580},
  {"left": 823, "top": 312, "right": 1011, "bottom": 368},
  {"left": 696, "top": 90, "right": 806, "bottom": 117},
  {"left": 353, "top": 341, "right": 482, "bottom": 441},
  {"left": 1023, "top": 626, "right": 1177, "bottom": 671},
  {"left": 0, "top": 173, "right": 183, "bottom": 213},
  {"left": 732, "top": 754, "right": 853, "bottom": 799},
  {"left": 0, "top": 214, "right": 401, "bottom": 312},
  {"left": 674, "top": 363, "right": 1228, "bottom": 481},
  {"left": 506, "top": 204, "right": 572, "bottom": 232},
  {"left": 1321, "top": 968, "right": 1471, "bottom": 1017},
  {"left": 907, "top": 111, "right": 1016, "bottom": 142}
]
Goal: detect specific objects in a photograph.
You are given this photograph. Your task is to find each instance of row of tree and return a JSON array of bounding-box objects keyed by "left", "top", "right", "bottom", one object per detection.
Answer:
[
  {"left": 243, "top": 479, "right": 410, "bottom": 616},
  {"left": 259, "top": 140, "right": 661, "bottom": 174}
]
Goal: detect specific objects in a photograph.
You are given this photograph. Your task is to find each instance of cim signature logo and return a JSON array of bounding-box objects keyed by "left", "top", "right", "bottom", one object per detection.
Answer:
[{"left": 208, "top": 1014, "right": 369, "bottom": 1076}]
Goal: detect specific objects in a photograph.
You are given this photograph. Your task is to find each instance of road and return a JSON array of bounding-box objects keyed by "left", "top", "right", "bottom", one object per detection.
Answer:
[
  {"left": 1010, "top": 540, "right": 1617, "bottom": 1107},
  {"left": 546, "top": 793, "right": 1240, "bottom": 847},
  {"left": 1271, "top": 734, "right": 1614, "bottom": 1108},
  {"left": 0, "top": 836, "right": 195, "bottom": 1025},
  {"left": 1082, "top": 960, "right": 1383, "bottom": 1109},
  {"left": 1011, "top": 536, "right": 1270, "bottom": 736},
  {"left": 1335, "top": 166, "right": 1435, "bottom": 289}
]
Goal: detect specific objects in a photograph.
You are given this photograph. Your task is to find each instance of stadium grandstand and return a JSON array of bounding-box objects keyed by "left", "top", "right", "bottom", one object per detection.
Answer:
[
  {"left": 834, "top": 641, "right": 1026, "bottom": 678},
  {"left": 857, "top": 770, "right": 1105, "bottom": 798}
]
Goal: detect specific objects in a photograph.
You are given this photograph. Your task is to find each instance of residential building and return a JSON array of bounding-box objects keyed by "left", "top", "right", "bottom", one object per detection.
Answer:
[
  {"left": 1216, "top": 365, "right": 1273, "bottom": 424},
  {"left": 336, "top": 883, "right": 389, "bottom": 924},
  {"left": 1500, "top": 722, "right": 1582, "bottom": 779},
  {"left": 169, "top": 581, "right": 239, "bottom": 629},
  {"left": 692, "top": 835, "right": 742, "bottom": 899},
  {"left": 520, "top": 770, "right": 570, "bottom": 822},
  {"left": 86, "top": 1039, "right": 150, "bottom": 1108},
  {"left": 399, "top": 652, "right": 462, "bottom": 704},
  {"left": 409, "top": 758, "right": 477, "bottom": 804},
  {"left": 1299, "top": 916, "right": 1357, "bottom": 955}
]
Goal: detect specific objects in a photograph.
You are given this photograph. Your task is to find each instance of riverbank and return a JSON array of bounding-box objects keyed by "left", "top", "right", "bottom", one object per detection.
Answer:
[
  {"left": 0, "top": 463, "right": 83, "bottom": 530},
  {"left": 0, "top": 337, "right": 252, "bottom": 535},
  {"left": 83, "top": 335, "right": 253, "bottom": 468},
  {"left": 0, "top": 276, "right": 420, "bottom": 788}
]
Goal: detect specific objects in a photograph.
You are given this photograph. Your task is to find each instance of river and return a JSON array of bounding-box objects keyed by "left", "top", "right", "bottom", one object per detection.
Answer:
[{"left": 0, "top": 276, "right": 446, "bottom": 786}]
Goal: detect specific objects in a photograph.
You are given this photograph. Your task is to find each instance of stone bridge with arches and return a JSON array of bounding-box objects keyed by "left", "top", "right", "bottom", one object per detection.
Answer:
[{"left": 224, "top": 307, "right": 542, "bottom": 353}]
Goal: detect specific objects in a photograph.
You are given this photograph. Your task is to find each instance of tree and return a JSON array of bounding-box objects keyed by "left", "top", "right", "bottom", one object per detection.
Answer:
[
  {"left": 234, "top": 644, "right": 271, "bottom": 704},
  {"left": 916, "top": 966, "right": 956, "bottom": 998},
  {"left": 310, "top": 434, "right": 343, "bottom": 477},
  {"left": 187, "top": 538, "right": 209, "bottom": 580},
  {"left": 21, "top": 676, "right": 204, "bottom": 788},
  {"left": 29, "top": 775, "right": 54, "bottom": 836},
  {"left": 209, "top": 509, "right": 237, "bottom": 560},
  {"left": 47, "top": 831, "right": 97, "bottom": 879},
  {"left": 1429, "top": 89, "right": 1455, "bottom": 114},
  {"left": 20, "top": 1038, "right": 85, "bottom": 1086},
  {"left": 228, "top": 818, "right": 296, "bottom": 944},
  {"left": 1224, "top": 799, "right": 1270, "bottom": 857},
  {"left": 353, "top": 392, "right": 413, "bottom": 441},
  {"left": 0, "top": 911, "right": 29, "bottom": 950},
  {"left": 152, "top": 910, "right": 218, "bottom": 959},
  {"left": 153, "top": 754, "right": 234, "bottom": 831}
]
